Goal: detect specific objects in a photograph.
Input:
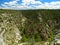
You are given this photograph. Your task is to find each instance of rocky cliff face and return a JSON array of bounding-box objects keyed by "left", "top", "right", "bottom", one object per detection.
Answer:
[{"left": 0, "top": 13, "right": 22, "bottom": 45}]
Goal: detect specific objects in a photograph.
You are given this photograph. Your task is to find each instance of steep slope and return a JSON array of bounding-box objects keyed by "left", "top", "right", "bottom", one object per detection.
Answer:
[
  {"left": 21, "top": 10, "right": 60, "bottom": 45},
  {"left": 0, "top": 12, "right": 22, "bottom": 45},
  {"left": 0, "top": 9, "right": 60, "bottom": 45}
]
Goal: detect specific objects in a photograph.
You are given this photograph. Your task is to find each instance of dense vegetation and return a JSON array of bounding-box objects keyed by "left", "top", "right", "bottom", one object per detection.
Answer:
[
  {"left": 21, "top": 10, "right": 60, "bottom": 42},
  {"left": 0, "top": 9, "right": 60, "bottom": 45}
]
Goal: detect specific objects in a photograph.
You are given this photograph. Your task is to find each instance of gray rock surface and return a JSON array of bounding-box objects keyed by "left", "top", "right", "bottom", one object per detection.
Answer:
[{"left": 0, "top": 13, "right": 22, "bottom": 45}]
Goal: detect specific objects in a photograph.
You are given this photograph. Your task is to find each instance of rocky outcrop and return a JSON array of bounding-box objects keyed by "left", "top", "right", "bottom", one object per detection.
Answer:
[
  {"left": 50, "top": 33, "right": 60, "bottom": 45},
  {"left": 0, "top": 13, "right": 22, "bottom": 45}
]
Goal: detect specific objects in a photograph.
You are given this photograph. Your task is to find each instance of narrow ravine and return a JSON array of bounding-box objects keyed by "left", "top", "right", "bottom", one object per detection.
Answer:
[{"left": 0, "top": 10, "right": 60, "bottom": 45}]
